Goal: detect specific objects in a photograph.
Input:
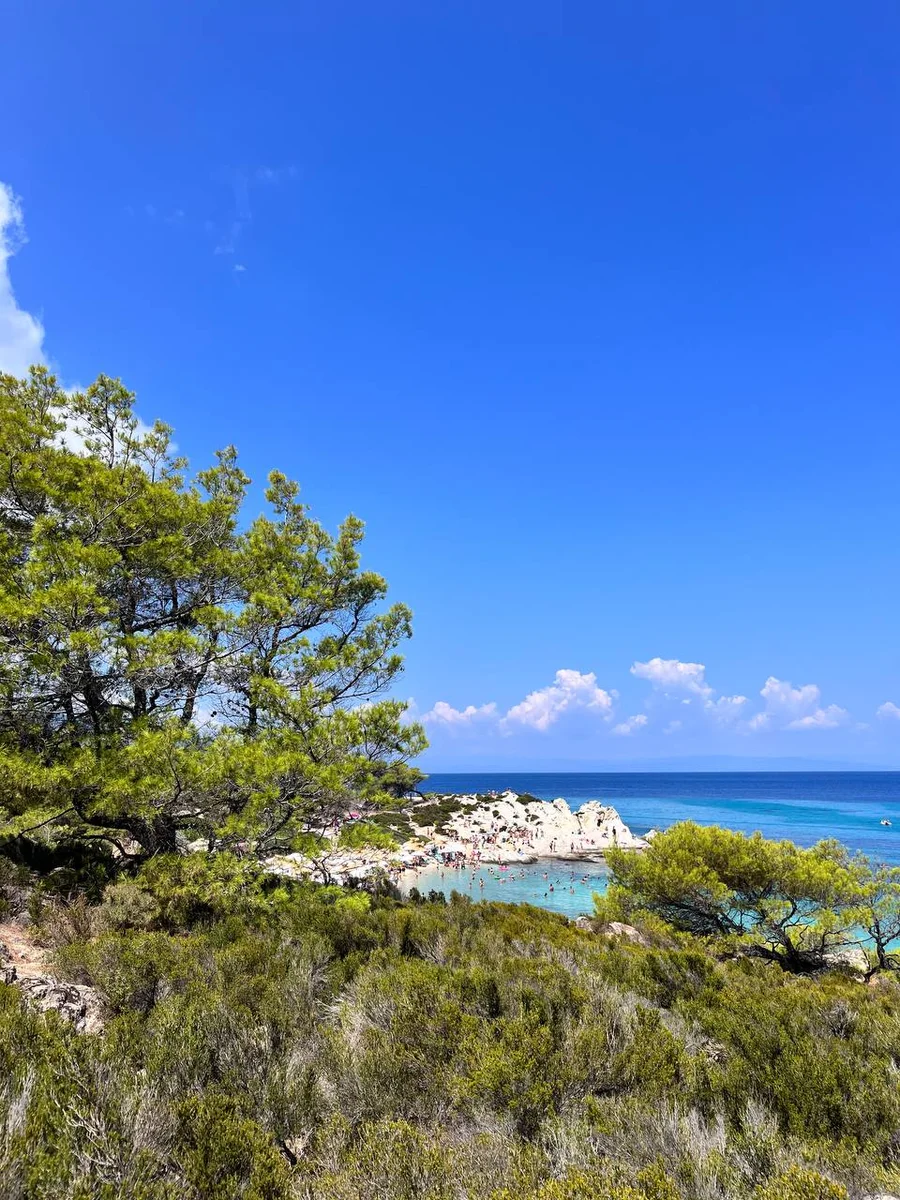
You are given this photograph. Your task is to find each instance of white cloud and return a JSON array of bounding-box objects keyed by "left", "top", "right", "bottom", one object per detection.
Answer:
[
  {"left": 423, "top": 669, "right": 617, "bottom": 739},
  {"left": 631, "top": 657, "right": 713, "bottom": 698},
  {"left": 503, "top": 669, "right": 614, "bottom": 732},
  {"left": 751, "top": 676, "right": 849, "bottom": 732},
  {"left": 422, "top": 700, "right": 498, "bottom": 728},
  {"left": 786, "top": 705, "right": 848, "bottom": 731},
  {"left": 705, "top": 694, "right": 748, "bottom": 724},
  {"left": 626, "top": 661, "right": 854, "bottom": 735},
  {"left": 0, "top": 183, "right": 45, "bottom": 375},
  {"left": 877, "top": 702, "right": 900, "bottom": 721},
  {"left": 759, "top": 676, "right": 821, "bottom": 715},
  {"left": 612, "top": 714, "right": 648, "bottom": 736},
  {"left": 419, "top": 665, "right": 859, "bottom": 744}
]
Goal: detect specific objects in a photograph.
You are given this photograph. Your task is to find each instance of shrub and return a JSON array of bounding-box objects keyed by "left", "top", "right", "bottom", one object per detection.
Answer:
[
  {"left": 491, "top": 1169, "right": 651, "bottom": 1199},
  {"left": 338, "top": 822, "right": 398, "bottom": 851},
  {"left": 753, "top": 1165, "right": 848, "bottom": 1200},
  {"left": 99, "top": 878, "right": 162, "bottom": 931},
  {"left": 7, "top": 852, "right": 900, "bottom": 1197},
  {"left": 174, "top": 1093, "right": 292, "bottom": 1200}
]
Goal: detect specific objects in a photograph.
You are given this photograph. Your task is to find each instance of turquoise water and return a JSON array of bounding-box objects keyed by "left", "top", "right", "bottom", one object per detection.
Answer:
[
  {"left": 409, "top": 771, "right": 900, "bottom": 917},
  {"left": 406, "top": 859, "right": 609, "bottom": 918}
]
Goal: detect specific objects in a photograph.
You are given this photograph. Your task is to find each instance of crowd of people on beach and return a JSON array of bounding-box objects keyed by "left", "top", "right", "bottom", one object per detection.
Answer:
[
  {"left": 377, "top": 803, "right": 623, "bottom": 902},
  {"left": 439, "top": 818, "right": 614, "bottom": 863},
  {"left": 423, "top": 855, "right": 599, "bottom": 901}
]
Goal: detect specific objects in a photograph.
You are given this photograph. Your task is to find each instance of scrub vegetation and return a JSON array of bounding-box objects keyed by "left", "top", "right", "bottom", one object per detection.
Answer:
[{"left": 4, "top": 858, "right": 900, "bottom": 1199}]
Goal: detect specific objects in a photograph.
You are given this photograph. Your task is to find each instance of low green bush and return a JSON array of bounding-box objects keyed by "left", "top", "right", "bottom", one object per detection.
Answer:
[
  {"left": 753, "top": 1166, "right": 848, "bottom": 1200},
  {"left": 338, "top": 822, "right": 398, "bottom": 851}
]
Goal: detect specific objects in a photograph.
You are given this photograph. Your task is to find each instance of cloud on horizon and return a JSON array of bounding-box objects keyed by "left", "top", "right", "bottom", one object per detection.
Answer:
[
  {"left": 423, "top": 669, "right": 615, "bottom": 735},
  {"left": 503, "top": 669, "right": 614, "bottom": 732},
  {"left": 750, "top": 676, "right": 849, "bottom": 732},
  {"left": 421, "top": 659, "right": 855, "bottom": 744},
  {"left": 612, "top": 714, "right": 648, "bottom": 736},
  {"left": 422, "top": 701, "right": 498, "bottom": 728}
]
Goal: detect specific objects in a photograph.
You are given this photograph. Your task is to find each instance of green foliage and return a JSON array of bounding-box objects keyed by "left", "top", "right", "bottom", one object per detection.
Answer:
[
  {"left": 174, "top": 1093, "right": 292, "bottom": 1200},
  {"left": 338, "top": 821, "right": 398, "bottom": 851},
  {"left": 115, "top": 852, "right": 269, "bottom": 928},
  {"left": 492, "top": 1172, "right": 647, "bottom": 1200},
  {"left": 0, "top": 857, "right": 895, "bottom": 1198},
  {"left": 0, "top": 366, "right": 426, "bottom": 861},
  {"left": 491, "top": 1162, "right": 682, "bottom": 1200},
  {"left": 363, "top": 809, "right": 415, "bottom": 842},
  {"left": 307, "top": 1118, "right": 460, "bottom": 1200},
  {"left": 851, "top": 856, "right": 900, "bottom": 974},
  {"left": 753, "top": 1166, "right": 847, "bottom": 1199},
  {"left": 606, "top": 823, "right": 881, "bottom": 972},
  {"left": 407, "top": 793, "right": 477, "bottom": 832}
]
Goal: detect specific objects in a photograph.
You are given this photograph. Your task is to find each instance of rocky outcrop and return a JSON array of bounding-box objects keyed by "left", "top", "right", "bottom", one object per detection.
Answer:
[
  {"left": 14, "top": 973, "right": 103, "bottom": 1034},
  {"left": 437, "top": 791, "right": 646, "bottom": 863},
  {"left": 596, "top": 921, "right": 652, "bottom": 947},
  {"left": 1, "top": 940, "right": 104, "bottom": 1034},
  {"left": 265, "top": 846, "right": 414, "bottom": 886},
  {"left": 264, "top": 791, "right": 646, "bottom": 884},
  {"left": 822, "top": 944, "right": 870, "bottom": 978}
]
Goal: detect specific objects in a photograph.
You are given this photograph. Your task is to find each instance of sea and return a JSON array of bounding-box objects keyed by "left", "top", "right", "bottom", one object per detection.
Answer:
[{"left": 403, "top": 772, "right": 900, "bottom": 919}]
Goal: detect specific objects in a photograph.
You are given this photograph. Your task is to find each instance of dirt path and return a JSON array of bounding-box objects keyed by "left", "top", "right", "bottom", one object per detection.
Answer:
[{"left": 0, "top": 921, "right": 48, "bottom": 978}]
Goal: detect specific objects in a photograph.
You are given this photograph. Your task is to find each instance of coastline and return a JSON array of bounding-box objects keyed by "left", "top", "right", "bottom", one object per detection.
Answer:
[
  {"left": 395, "top": 853, "right": 613, "bottom": 918},
  {"left": 265, "top": 790, "right": 648, "bottom": 891}
]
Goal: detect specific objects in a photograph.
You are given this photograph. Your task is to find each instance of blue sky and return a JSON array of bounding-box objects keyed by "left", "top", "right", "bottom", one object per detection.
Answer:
[{"left": 3, "top": 1, "right": 900, "bottom": 768}]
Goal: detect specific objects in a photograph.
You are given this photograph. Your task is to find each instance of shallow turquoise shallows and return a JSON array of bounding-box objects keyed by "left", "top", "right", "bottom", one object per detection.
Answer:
[{"left": 404, "top": 859, "right": 609, "bottom": 918}]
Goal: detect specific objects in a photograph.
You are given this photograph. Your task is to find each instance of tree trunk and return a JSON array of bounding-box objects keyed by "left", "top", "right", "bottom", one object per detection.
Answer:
[{"left": 80, "top": 810, "right": 181, "bottom": 858}]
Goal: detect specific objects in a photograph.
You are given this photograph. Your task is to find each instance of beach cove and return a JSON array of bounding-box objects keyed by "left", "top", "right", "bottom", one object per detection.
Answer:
[
  {"left": 264, "top": 772, "right": 900, "bottom": 918},
  {"left": 265, "top": 788, "right": 647, "bottom": 908},
  {"left": 400, "top": 858, "right": 610, "bottom": 918}
]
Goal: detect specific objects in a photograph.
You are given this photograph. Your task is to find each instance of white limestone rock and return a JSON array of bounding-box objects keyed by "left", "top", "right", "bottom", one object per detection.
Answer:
[{"left": 436, "top": 791, "right": 646, "bottom": 861}]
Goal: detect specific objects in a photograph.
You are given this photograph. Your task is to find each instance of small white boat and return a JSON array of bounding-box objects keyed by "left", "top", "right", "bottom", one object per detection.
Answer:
[{"left": 881, "top": 819, "right": 892, "bottom": 827}]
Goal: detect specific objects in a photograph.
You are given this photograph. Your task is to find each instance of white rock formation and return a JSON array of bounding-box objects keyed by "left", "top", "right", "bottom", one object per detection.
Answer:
[
  {"left": 263, "top": 791, "right": 647, "bottom": 883},
  {"left": 434, "top": 791, "right": 646, "bottom": 863}
]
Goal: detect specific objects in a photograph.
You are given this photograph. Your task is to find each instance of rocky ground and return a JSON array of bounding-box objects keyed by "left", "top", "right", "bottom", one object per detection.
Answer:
[{"left": 0, "top": 922, "right": 103, "bottom": 1033}]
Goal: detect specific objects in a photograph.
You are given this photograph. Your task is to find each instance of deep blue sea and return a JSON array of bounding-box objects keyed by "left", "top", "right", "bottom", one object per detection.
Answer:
[{"left": 407, "top": 772, "right": 900, "bottom": 918}]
